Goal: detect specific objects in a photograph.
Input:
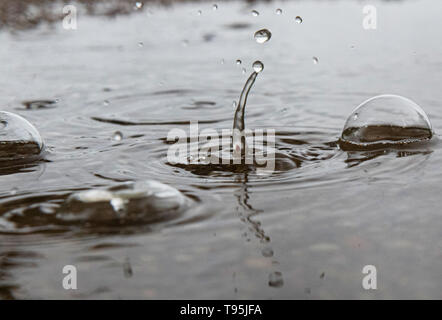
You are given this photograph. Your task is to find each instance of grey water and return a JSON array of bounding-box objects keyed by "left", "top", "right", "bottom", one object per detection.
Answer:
[{"left": 1, "top": 0, "right": 442, "bottom": 299}]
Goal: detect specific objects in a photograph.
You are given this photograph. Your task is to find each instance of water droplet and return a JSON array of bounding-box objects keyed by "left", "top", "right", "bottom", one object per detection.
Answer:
[
  {"left": 213, "top": 4, "right": 218, "bottom": 11},
  {"left": 340, "top": 95, "right": 433, "bottom": 150},
  {"left": 232, "top": 101, "right": 237, "bottom": 108},
  {"left": 251, "top": 10, "right": 259, "bottom": 17},
  {"left": 11, "top": 187, "right": 18, "bottom": 195},
  {"left": 252, "top": 60, "right": 264, "bottom": 73},
  {"left": 181, "top": 40, "right": 189, "bottom": 47},
  {"left": 276, "top": 8, "right": 282, "bottom": 15},
  {"left": 254, "top": 29, "right": 272, "bottom": 44},
  {"left": 103, "top": 100, "right": 110, "bottom": 106},
  {"left": 295, "top": 16, "right": 303, "bottom": 24},
  {"left": 236, "top": 59, "right": 242, "bottom": 65},
  {"left": 262, "top": 247, "right": 274, "bottom": 257},
  {"left": 220, "top": 58, "right": 225, "bottom": 65},
  {"left": 268, "top": 271, "right": 284, "bottom": 288},
  {"left": 138, "top": 42, "right": 144, "bottom": 47},
  {"left": 113, "top": 131, "right": 123, "bottom": 141},
  {"left": 242, "top": 68, "right": 246, "bottom": 74},
  {"left": 313, "top": 56, "right": 319, "bottom": 64},
  {"left": 135, "top": 2, "right": 143, "bottom": 9},
  {"left": 197, "top": 10, "right": 202, "bottom": 16}
]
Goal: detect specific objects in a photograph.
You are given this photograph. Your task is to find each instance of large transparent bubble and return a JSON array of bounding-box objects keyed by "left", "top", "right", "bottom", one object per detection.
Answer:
[
  {"left": 0, "top": 111, "right": 44, "bottom": 161},
  {"left": 339, "top": 95, "right": 433, "bottom": 150}
]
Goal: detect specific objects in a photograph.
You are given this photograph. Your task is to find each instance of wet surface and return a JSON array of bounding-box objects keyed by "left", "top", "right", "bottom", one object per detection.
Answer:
[{"left": 1, "top": 0, "right": 442, "bottom": 299}]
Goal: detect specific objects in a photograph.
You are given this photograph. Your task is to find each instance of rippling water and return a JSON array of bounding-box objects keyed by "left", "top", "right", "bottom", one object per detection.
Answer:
[{"left": 1, "top": 0, "right": 442, "bottom": 299}]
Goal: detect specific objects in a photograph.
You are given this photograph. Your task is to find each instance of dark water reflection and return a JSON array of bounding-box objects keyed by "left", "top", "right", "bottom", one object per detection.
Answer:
[{"left": 1, "top": 0, "right": 442, "bottom": 299}]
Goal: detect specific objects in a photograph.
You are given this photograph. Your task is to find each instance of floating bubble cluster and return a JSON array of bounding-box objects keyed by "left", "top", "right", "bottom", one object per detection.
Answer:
[
  {"left": 339, "top": 95, "right": 433, "bottom": 150},
  {"left": 0, "top": 111, "right": 44, "bottom": 162}
]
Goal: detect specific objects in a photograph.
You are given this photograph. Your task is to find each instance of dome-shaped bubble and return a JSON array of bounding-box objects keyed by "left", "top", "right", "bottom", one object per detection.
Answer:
[
  {"left": 339, "top": 95, "right": 433, "bottom": 150},
  {"left": 0, "top": 111, "right": 44, "bottom": 161}
]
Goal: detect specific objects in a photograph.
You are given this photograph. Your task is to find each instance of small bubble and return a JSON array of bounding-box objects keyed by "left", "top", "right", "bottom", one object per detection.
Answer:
[
  {"left": 254, "top": 29, "right": 272, "bottom": 44},
  {"left": 252, "top": 60, "right": 264, "bottom": 73},
  {"left": 251, "top": 10, "right": 259, "bottom": 17},
  {"left": 113, "top": 131, "right": 123, "bottom": 141},
  {"left": 268, "top": 271, "right": 284, "bottom": 288},
  {"left": 213, "top": 4, "right": 218, "bottom": 11},
  {"left": 313, "top": 56, "right": 319, "bottom": 64},
  {"left": 138, "top": 42, "right": 144, "bottom": 47},
  {"left": 236, "top": 59, "right": 242, "bottom": 65},
  {"left": 295, "top": 16, "right": 303, "bottom": 24},
  {"left": 276, "top": 8, "right": 282, "bottom": 15}
]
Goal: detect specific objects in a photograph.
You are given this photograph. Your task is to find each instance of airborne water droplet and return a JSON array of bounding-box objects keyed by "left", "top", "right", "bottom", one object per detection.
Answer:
[
  {"left": 251, "top": 10, "right": 259, "bottom": 17},
  {"left": 254, "top": 29, "right": 272, "bottom": 44},
  {"left": 197, "top": 10, "right": 202, "bottom": 16},
  {"left": 252, "top": 60, "right": 264, "bottom": 73},
  {"left": 276, "top": 8, "right": 282, "bottom": 15},
  {"left": 236, "top": 59, "right": 242, "bottom": 65},
  {"left": 295, "top": 16, "right": 303, "bottom": 24},
  {"left": 213, "top": 4, "right": 218, "bottom": 11},
  {"left": 242, "top": 68, "right": 246, "bottom": 74},
  {"left": 103, "top": 100, "right": 110, "bottom": 106},
  {"left": 268, "top": 271, "right": 284, "bottom": 288},
  {"left": 313, "top": 56, "right": 319, "bottom": 64},
  {"left": 138, "top": 42, "right": 144, "bottom": 47},
  {"left": 113, "top": 131, "right": 123, "bottom": 141}
]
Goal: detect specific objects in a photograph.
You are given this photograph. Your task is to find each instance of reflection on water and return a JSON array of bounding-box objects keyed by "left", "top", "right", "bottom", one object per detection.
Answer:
[{"left": 1, "top": 0, "right": 442, "bottom": 299}]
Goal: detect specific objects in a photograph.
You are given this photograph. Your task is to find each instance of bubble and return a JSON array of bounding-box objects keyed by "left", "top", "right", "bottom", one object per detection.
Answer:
[
  {"left": 295, "top": 16, "right": 303, "bottom": 24},
  {"left": 112, "top": 131, "right": 123, "bottom": 141},
  {"left": 252, "top": 60, "right": 264, "bottom": 73},
  {"left": 213, "top": 4, "right": 218, "bottom": 10},
  {"left": 339, "top": 95, "right": 433, "bottom": 150},
  {"left": 251, "top": 10, "right": 259, "bottom": 17},
  {"left": 313, "top": 56, "right": 319, "bottom": 64},
  {"left": 254, "top": 29, "right": 272, "bottom": 44},
  {"left": 236, "top": 59, "right": 242, "bottom": 65},
  {"left": 268, "top": 271, "right": 284, "bottom": 288},
  {"left": 276, "top": 8, "right": 282, "bottom": 15},
  {"left": 0, "top": 111, "right": 44, "bottom": 161}
]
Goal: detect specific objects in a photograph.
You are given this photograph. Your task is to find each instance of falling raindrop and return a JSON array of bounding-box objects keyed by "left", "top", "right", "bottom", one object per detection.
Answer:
[
  {"left": 113, "top": 131, "right": 123, "bottom": 141},
  {"left": 276, "top": 8, "right": 282, "bottom": 15},
  {"left": 252, "top": 60, "right": 264, "bottom": 73},
  {"left": 313, "top": 56, "right": 319, "bottom": 64},
  {"left": 295, "top": 16, "right": 303, "bottom": 24},
  {"left": 251, "top": 10, "right": 259, "bottom": 17},
  {"left": 254, "top": 29, "right": 272, "bottom": 44},
  {"left": 268, "top": 271, "right": 284, "bottom": 288}
]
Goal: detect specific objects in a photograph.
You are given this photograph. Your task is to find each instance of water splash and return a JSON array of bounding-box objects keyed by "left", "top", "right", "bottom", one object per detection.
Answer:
[{"left": 232, "top": 61, "right": 263, "bottom": 157}]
